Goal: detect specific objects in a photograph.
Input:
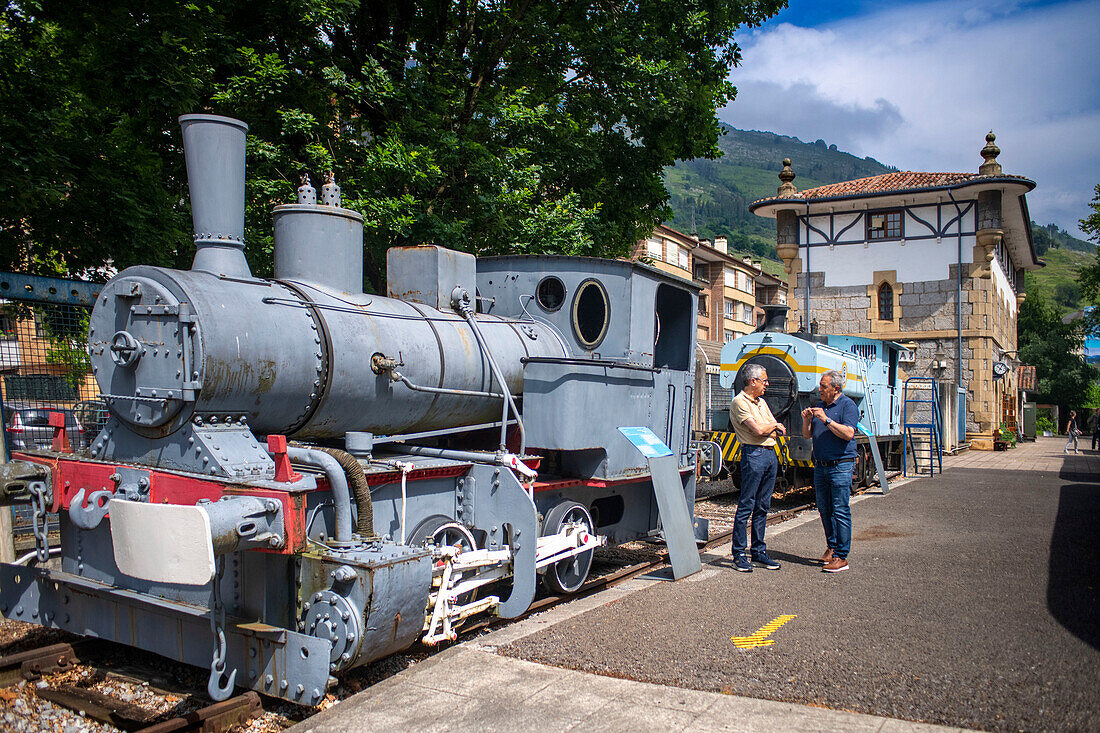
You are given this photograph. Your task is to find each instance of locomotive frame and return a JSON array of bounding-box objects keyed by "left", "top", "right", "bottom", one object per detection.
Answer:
[{"left": 0, "top": 113, "right": 709, "bottom": 705}]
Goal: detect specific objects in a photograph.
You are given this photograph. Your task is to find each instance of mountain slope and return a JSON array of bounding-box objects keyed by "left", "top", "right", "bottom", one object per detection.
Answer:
[{"left": 663, "top": 126, "right": 895, "bottom": 260}]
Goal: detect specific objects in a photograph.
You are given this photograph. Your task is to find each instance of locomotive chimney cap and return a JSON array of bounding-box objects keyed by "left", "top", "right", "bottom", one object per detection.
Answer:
[{"left": 178, "top": 113, "right": 252, "bottom": 278}]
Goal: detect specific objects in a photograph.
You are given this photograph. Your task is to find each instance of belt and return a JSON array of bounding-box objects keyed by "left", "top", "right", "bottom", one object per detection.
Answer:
[{"left": 816, "top": 458, "right": 854, "bottom": 467}]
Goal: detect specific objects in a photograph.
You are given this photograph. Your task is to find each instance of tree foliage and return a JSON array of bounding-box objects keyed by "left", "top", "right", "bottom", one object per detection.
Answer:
[
  {"left": 1078, "top": 184, "right": 1100, "bottom": 304},
  {"left": 1017, "top": 290, "right": 1092, "bottom": 408},
  {"left": 0, "top": 0, "right": 785, "bottom": 290}
]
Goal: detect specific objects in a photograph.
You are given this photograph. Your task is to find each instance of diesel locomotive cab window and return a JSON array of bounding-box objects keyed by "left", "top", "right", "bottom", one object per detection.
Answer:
[
  {"left": 867, "top": 209, "right": 902, "bottom": 240},
  {"left": 536, "top": 276, "right": 566, "bottom": 312},
  {"left": 571, "top": 279, "right": 610, "bottom": 349}
]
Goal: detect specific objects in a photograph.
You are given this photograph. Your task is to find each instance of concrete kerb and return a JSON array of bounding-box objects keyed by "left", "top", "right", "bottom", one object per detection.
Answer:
[{"left": 292, "top": 457, "right": 1008, "bottom": 733}]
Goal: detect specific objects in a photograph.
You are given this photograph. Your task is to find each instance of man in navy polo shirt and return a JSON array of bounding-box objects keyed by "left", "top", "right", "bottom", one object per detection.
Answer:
[{"left": 801, "top": 369, "right": 858, "bottom": 573}]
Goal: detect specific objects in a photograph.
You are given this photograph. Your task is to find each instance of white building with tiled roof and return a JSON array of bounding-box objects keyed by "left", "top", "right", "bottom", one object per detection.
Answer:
[{"left": 749, "top": 133, "right": 1042, "bottom": 450}]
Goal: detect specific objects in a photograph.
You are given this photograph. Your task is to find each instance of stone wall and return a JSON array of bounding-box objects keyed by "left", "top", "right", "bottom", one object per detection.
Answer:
[
  {"left": 793, "top": 265, "right": 1011, "bottom": 442},
  {"left": 793, "top": 273, "right": 871, "bottom": 334}
]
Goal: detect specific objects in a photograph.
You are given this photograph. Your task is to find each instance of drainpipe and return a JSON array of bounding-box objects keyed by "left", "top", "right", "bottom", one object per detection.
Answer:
[
  {"left": 804, "top": 199, "right": 811, "bottom": 328},
  {"left": 947, "top": 188, "right": 966, "bottom": 448},
  {"left": 947, "top": 189, "right": 964, "bottom": 389}
]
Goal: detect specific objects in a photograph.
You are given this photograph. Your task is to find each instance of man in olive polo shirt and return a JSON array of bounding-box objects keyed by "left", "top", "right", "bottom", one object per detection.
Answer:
[{"left": 729, "top": 363, "right": 786, "bottom": 572}]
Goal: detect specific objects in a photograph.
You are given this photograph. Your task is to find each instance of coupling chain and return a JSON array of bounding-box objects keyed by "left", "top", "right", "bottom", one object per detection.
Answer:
[
  {"left": 207, "top": 555, "right": 236, "bottom": 700},
  {"left": 29, "top": 481, "right": 50, "bottom": 563}
]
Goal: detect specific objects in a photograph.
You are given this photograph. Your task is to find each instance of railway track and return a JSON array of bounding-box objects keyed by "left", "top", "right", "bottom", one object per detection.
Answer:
[
  {"left": 0, "top": 474, "right": 899, "bottom": 732},
  {"left": 0, "top": 640, "right": 260, "bottom": 732}
]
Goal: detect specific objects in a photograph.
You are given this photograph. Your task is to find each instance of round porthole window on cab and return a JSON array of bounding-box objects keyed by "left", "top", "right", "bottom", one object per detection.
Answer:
[
  {"left": 571, "top": 279, "right": 610, "bottom": 349},
  {"left": 536, "top": 276, "right": 566, "bottom": 312}
]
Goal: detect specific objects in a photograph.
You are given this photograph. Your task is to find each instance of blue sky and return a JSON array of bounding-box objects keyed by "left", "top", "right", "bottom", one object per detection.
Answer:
[{"left": 722, "top": 0, "right": 1100, "bottom": 239}]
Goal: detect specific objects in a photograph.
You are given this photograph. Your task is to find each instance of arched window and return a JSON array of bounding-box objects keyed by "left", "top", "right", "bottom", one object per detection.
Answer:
[{"left": 878, "top": 282, "right": 894, "bottom": 320}]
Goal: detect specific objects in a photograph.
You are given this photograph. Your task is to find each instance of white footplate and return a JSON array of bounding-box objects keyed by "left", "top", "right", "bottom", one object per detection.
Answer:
[{"left": 110, "top": 499, "right": 216, "bottom": 585}]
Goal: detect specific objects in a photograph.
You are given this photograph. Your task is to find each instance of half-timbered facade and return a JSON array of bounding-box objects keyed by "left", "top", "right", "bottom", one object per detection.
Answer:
[{"left": 750, "top": 134, "right": 1042, "bottom": 450}]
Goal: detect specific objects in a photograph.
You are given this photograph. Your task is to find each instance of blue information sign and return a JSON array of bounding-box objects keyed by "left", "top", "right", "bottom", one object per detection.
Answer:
[{"left": 617, "top": 426, "right": 674, "bottom": 458}]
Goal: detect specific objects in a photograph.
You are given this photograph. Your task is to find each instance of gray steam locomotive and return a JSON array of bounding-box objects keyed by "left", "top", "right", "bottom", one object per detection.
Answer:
[{"left": 0, "top": 114, "right": 706, "bottom": 704}]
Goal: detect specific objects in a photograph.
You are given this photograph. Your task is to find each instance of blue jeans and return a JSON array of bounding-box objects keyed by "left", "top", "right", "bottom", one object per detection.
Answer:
[
  {"left": 732, "top": 446, "right": 777, "bottom": 556},
  {"left": 814, "top": 460, "right": 854, "bottom": 559}
]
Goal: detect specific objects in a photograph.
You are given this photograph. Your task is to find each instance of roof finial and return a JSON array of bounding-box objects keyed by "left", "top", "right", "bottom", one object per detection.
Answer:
[
  {"left": 979, "top": 131, "right": 1002, "bottom": 176},
  {"left": 778, "top": 158, "right": 797, "bottom": 197}
]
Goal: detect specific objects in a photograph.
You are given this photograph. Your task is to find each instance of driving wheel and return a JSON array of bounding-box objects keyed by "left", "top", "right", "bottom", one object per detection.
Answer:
[{"left": 541, "top": 501, "right": 595, "bottom": 595}]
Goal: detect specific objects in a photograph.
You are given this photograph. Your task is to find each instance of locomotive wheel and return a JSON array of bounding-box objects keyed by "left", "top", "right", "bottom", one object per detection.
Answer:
[
  {"left": 774, "top": 463, "right": 792, "bottom": 493},
  {"left": 411, "top": 515, "right": 480, "bottom": 608},
  {"left": 852, "top": 445, "right": 865, "bottom": 488},
  {"left": 541, "top": 501, "right": 595, "bottom": 595},
  {"left": 410, "top": 515, "right": 478, "bottom": 552},
  {"left": 729, "top": 460, "right": 742, "bottom": 490},
  {"left": 862, "top": 443, "right": 877, "bottom": 486},
  {"left": 854, "top": 444, "right": 872, "bottom": 489}
]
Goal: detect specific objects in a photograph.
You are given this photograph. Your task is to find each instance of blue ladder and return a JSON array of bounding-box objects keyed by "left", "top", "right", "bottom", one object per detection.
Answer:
[{"left": 902, "top": 377, "right": 943, "bottom": 477}]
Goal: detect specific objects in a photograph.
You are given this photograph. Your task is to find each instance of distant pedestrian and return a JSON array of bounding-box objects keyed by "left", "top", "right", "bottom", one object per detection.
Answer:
[
  {"left": 729, "top": 363, "right": 786, "bottom": 572},
  {"left": 802, "top": 370, "right": 858, "bottom": 573},
  {"left": 1064, "top": 410, "right": 1080, "bottom": 454},
  {"left": 1091, "top": 409, "right": 1100, "bottom": 451}
]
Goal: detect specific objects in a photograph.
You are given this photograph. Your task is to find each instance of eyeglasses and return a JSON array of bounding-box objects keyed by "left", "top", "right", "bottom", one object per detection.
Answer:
[{"left": 752, "top": 377, "right": 770, "bottom": 384}]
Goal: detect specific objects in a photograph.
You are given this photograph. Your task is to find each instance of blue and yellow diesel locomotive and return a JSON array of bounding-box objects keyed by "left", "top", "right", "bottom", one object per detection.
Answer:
[{"left": 701, "top": 307, "right": 905, "bottom": 490}]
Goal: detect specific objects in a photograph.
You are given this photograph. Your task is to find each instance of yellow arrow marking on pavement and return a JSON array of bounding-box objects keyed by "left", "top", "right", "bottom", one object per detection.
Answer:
[{"left": 731, "top": 615, "right": 796, "bottom": 648}]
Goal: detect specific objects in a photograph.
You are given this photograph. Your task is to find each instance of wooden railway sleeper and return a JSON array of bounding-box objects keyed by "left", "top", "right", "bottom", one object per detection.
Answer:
[
  {"left": 138, "top": 691, "right": 262, "bottom": 733},
  {"left": 0, "top": 641, "right": 83, "bottom": 687}
]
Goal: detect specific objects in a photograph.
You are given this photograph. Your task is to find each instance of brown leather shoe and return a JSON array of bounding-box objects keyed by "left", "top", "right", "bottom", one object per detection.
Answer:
[
  {"left": 818, "top": 548, "right": 834, "bottom": 564},
  {"left": 823, "top": 557, "right": 849, "bottom": 573}
]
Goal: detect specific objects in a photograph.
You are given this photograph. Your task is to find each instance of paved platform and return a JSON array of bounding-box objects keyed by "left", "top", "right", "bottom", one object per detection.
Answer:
[{"left": 292, "top": 438, "right": 1099, "bottom": 732}]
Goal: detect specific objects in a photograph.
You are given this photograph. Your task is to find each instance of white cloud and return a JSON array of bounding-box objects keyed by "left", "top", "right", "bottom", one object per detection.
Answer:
[{"left": 724, "top": 0, "right": 1100, "bottom": 237}]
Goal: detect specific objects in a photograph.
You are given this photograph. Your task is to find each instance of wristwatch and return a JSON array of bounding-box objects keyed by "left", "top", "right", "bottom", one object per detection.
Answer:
[{"left": 824, "top": 416, "right": 831, "bottom": 426}]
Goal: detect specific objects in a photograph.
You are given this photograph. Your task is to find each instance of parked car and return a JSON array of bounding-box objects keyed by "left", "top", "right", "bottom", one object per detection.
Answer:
[
  {"left": 73, "top": 399, "right": 109, "bottom": 445},
  {"left": 4, "top": 403, "right": 84, "bottom": 451}
]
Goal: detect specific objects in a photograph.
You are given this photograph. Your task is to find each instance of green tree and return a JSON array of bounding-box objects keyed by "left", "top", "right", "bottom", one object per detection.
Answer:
[
  {"left": 1017, "top": 290, "right": 1092, "bottom": 408},
  {"left": 1053, "top": 281, "right": 1081, "bottom": 309},
  {"left": 1, "top": 0, "right": 785, "bottom": 290},
  {"left": 1078, "top": 184, "right": 1100, "bottom": 299},
  {"left": 1075, "top": 183, "right": 1100, "bottom": 338}
]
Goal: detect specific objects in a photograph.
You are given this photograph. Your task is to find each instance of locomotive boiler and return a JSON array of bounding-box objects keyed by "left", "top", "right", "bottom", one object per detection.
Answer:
[
  {"left": 0, "top": 114, "right": 707, "bottom": 704},
  {"left": 703, "top": 306, "right": 905, "bottom": 490}
]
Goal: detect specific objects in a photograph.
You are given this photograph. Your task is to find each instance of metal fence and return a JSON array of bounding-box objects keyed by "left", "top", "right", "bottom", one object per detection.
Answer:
[
  {"left": 1, "top": 272, "right": 102, "bottom": 550},
  {"left": 704, "top": 371, "right": 732, "bottom": 431}
]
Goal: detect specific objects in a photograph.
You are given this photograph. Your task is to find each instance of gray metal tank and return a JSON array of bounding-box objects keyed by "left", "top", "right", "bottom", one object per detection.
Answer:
[{"left": 87, "top": 113, "right": 566, "bottom": 440}]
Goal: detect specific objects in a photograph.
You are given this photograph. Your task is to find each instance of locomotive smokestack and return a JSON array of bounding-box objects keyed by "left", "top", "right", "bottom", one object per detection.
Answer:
[
  {"left": 756, "top": 304, "right": 789, "bottom": 333},
  {"left": 179, "top": 113, "right": 252, "bottom": 278}
]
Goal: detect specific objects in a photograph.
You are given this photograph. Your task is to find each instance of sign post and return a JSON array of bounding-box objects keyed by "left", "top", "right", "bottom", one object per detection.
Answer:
[{"left": 618, "top": 427, "right": 702, "bottom": 579}]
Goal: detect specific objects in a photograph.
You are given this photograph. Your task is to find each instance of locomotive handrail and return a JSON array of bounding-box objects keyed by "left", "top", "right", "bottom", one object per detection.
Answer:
[
  {"left": 521, "top": 356, "right": 663, "bottom": 373},
  {"left": 261, "top": 295, "right": 471, "bottom": 323},
  {"left": 391, "top": 370, "right": 505, "bottom": 400},
  {"left": 372, "top": 418, "right": 517, "bottom": 445},
  {"left": 457, "top": 295, "right": 527, "bottom": 455}
]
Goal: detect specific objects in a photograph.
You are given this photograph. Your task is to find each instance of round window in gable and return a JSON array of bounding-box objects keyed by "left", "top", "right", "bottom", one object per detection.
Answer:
[
  {"left": 571, "top": 279, "right": 610, "bottom": 349},
  {"left": 536, "top": 276, "right": 566, "bottom": 312}
]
